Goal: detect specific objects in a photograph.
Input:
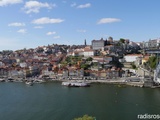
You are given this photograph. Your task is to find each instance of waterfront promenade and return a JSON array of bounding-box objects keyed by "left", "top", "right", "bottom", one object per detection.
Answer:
[
  {"left": 0, "top": 76, "right": 156, "bottom": 88},
  {"left": 61, "top": 77, "right": 145, "bottom": 87}
]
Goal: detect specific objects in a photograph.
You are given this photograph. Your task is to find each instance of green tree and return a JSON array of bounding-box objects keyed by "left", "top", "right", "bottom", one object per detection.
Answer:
[
  {"left": 81, "top": 64, "right": 90, "bottom": 70},
  {"left": 119, "top": 38, "right": 125, "bottom": 43},
  {"left": 131, "top": 63, "right": 136, "bottom": 69},
  {"left": 147, "top": 56, "right": 158, "bottom": 69},
  {"left": 86, "top": 57, "right": 93, "bottom": 61},
  {"left": 74, "top": 115, "right": 96, "bottom": 120},
  {"left": 66, "top": 56, "right": 72, "bottom": 63}
]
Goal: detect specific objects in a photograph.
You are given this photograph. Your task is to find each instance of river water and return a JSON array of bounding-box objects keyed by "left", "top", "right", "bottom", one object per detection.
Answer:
[{"left": 0, "top": 82, "right": 160, "bottom": 120}]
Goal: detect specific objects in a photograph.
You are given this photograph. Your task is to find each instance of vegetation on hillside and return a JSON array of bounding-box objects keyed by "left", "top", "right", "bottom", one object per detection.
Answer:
[
  {"left": 131, "top": 62, "right": 137, "bottom": 69},
  {"left": 147, "top": 56, "right": 158, "bottom": 69},
  {"left": 119, "top": 38, "right": 125, "bottom": 43}
]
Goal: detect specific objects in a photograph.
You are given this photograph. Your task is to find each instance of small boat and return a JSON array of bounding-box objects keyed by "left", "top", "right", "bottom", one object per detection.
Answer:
[
  {"left": 25, "top": 81, "right": 33, "bottom": 86},
  {"left": 0, "top": 78, "right": 5, "bottom": 82},
  {"left": 8, "top": 77, "right": 14, "bottom": 82},
  {"left": 62, "top": 81, "right": 90, "bottom": 87},
  {"left": 33, "top": 79, "right": 45, "bottom": 84}
]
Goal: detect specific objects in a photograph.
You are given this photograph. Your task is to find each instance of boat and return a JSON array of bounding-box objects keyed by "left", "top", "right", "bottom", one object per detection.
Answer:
[
  {"left": 62, "top": 81, "right": 90, "bottom": 87},
  {"left": 0, "top": 78, "right": 5, "bottom": 82},
  {"left": 25, "top": 81, "right": 33, "bottom": 86},
  {"left": 33, "top": 79, "right": 45, "bottom": 84},
  {"left": 8, "top": 77, "right": 14, "bottom": 82}
]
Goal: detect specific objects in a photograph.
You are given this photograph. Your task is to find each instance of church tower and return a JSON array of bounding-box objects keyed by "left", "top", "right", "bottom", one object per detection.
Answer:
[{"left": 84, "top": 39, "right": 87, "bottom": 46}]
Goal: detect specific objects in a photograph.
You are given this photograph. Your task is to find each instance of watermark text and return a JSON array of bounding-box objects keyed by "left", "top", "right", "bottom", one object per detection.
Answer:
[{"left": 138, "top": 113, "right": 160, "bottom": 119}]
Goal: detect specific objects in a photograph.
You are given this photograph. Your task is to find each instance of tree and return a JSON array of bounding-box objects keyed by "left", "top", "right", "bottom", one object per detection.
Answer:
[
  {"left": 53, "top": 66, "right": 59, "bottom": 74},
  {"left": 81, "top": 64, "right": 90, "bottom": 70},
  {"left": 86, "top": 57, "right": 93, "bottom": 61},
  {"left": 147, "top": 56, "right": 158, "bottom": 69},
  {"left": 119, "top": 38, "right": 125, "bottom": 43},
  {"left": 131, "top": 62, "right": 136, "bottom": 69},
  {"left": 74, "top": 115, "right": 96, "bottom": 120}
]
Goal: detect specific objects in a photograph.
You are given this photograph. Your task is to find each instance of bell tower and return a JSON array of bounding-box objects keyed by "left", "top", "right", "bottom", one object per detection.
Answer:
[{"left": 84, "top": 39, "right": 87, "bottom": 46}]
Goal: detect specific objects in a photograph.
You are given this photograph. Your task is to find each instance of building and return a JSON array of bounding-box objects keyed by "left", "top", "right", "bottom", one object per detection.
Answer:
[
  {"left": 92, "top": 38, "right": 107, "bottom": 50},
  {"left": 124, "top": 54, "right": 143, "bottom": 62},
  {"left": 142, "top": 56, "right": 149, "bottom": 65},
  {"left": 84, "top": 39, "right": 87, "bottom": 46},
  {"left": 143, "top": 38, "right": 160, "bottom": 49},
  {"left": 83, "top": 46, "right": 94, "bottom": 57},
  {"left": 83, "top": 50, "right": 94, "bottom": 57}
]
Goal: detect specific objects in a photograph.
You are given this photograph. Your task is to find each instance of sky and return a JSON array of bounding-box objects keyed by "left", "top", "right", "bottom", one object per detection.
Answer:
[{"left": 0, "top": 0, "right": 160, "bottom": 51}]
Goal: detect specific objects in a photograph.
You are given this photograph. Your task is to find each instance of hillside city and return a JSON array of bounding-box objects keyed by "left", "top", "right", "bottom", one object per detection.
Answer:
[{"left": 0, "top": 37, "right": 160, "bottom": 87}]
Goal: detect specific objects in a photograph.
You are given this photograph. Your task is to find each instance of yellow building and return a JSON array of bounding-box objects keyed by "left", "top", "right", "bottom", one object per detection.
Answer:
[{"left": 142, "top": 56, "right": 149, "bottom": 65}]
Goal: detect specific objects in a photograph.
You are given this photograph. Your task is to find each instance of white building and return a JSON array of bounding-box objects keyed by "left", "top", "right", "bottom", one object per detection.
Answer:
[
  {"left": 0, "top": 61, "right": 5, "bottom": 67},
  {"left": 83, "top": 50, "right": 94, "bottom": 57},
  {"left": 20, "top": 62, "right": 27, "bottom": 68},
  {"left": 124, "top": 54, "right": 143, "bottom": 62}
]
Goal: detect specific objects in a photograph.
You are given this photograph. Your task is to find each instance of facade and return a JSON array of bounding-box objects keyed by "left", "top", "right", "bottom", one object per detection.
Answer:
[
  {"left": 143, "top": 38, "right": 160, "bottom": 49},
  {"left": 142, "top": 56, "right": 149, "bottom": 65},
  {"left": 83, "top": 50, "right": 94, "bottom": 57},
  {"left": 92, "top": 38, "right": 106, "bottom": 50},
  {"left": 20, "top": 62, "right": 27, "bottom": 68},
  {"left": 135, "top": 56, "right": 143, "bottom": 67},
  {"left": 124, "top": 54, "right": 143, "bottom": 62}
]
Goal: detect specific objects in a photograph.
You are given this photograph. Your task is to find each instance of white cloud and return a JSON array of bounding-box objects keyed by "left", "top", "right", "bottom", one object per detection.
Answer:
[
  {"left": 77, "top": 29, "right": 86, "bottom": 33},
  {"left": 77, "top": 3, "right": 91, "bottom": 8},
  {"left": 97, "top": 18, "right": 121, "bottom": 24},
  {"left": 32, "top": 17, "right": 64, "bottom": 24},
  {"left": 46, "top": 31, "right": 56, "bottom": 35},
  {"left": 0, "top": 0, "right": 22, "bottom": 6},
  {"left": 53, "top": 36, "right": 60, "bottom": 39},
  {"left": 8, "top": 22, "right": 25, "bottom": 27},
  {"left": 17, "top": 29, "right": 27, "bottom": 34},
  {"left": 34, "top": 26, "right": 43, "bottom": 29},
  {"left": 71, "top": 2, "right": 76, "bottom": 7},
  {"left": 23, "top": 1, "right": 56, "bottom": 14}
]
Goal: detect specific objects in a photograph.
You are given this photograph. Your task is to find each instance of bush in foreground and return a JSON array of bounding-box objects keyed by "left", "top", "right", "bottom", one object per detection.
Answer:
[{"left": 74, "top": 114, "right": 96, "bottom": 120}]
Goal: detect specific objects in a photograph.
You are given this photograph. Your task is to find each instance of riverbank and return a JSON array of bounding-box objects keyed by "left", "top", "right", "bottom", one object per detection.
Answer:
[
  {"left": 61, "top": 78, "right": 144, "bottom": 88},
  {"left": 0, "top": 76, "right": 158, "bottom": 88}
]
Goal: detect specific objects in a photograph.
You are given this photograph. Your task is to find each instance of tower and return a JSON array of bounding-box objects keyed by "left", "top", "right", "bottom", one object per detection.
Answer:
[{"left": 84, "top": 39, "right": 87, "bottom": 46}]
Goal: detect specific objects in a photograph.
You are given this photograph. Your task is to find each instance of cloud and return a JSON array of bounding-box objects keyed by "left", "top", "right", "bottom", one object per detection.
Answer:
[
  {"left": 34, "top": 26, "right": 43, "bottom": 29},
  {"left": 17, "top": 29, "right": 27, "bottom": 34},
  {"left": 77, "top": 3, "right": 91, "bottom": 8},
  {"left": 53, "top": 36, "right": 60, "bottom": 39},
  {"left": 23, "top": 1, "right": 56, "bottom": 14},
  {"left": 8, "top": 22, "right": 25, "bottom": 27},
  {"left": 97, "top": 18, "right": 121, "bottom": 24},
  {"left": 32, "top": 17, "right": 64, "bottom": 24},
  {"left": 0, "top": 0, "right": 22, "bottom": 6},
  {"left": 46, "top": 31, "right": 56, "bottom": 35},
  {"left": 71, "top": 3, "right": 76, "bottom": 7},
  {"left": 77, "top": 29, "right": 86, "bottom": 33}
]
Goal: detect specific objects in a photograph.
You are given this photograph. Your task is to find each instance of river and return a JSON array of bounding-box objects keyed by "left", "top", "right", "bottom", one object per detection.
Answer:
[{"left": 0, "top": 82, "right": 160, "bottom": 120}]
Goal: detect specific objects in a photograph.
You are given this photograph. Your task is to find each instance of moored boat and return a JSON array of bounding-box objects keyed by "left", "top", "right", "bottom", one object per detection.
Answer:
[
  {"left": 33, "top": 79, "right": 45, "bottom": 84},
  {"left": 62, "top": 81, "right": 90, "bottom": 87},
  {"left": 25, "top": 81, "right": 33, "bottom": 86},
  {"left": 0, "top": 78, "right": 5, "bottom": 82}
]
